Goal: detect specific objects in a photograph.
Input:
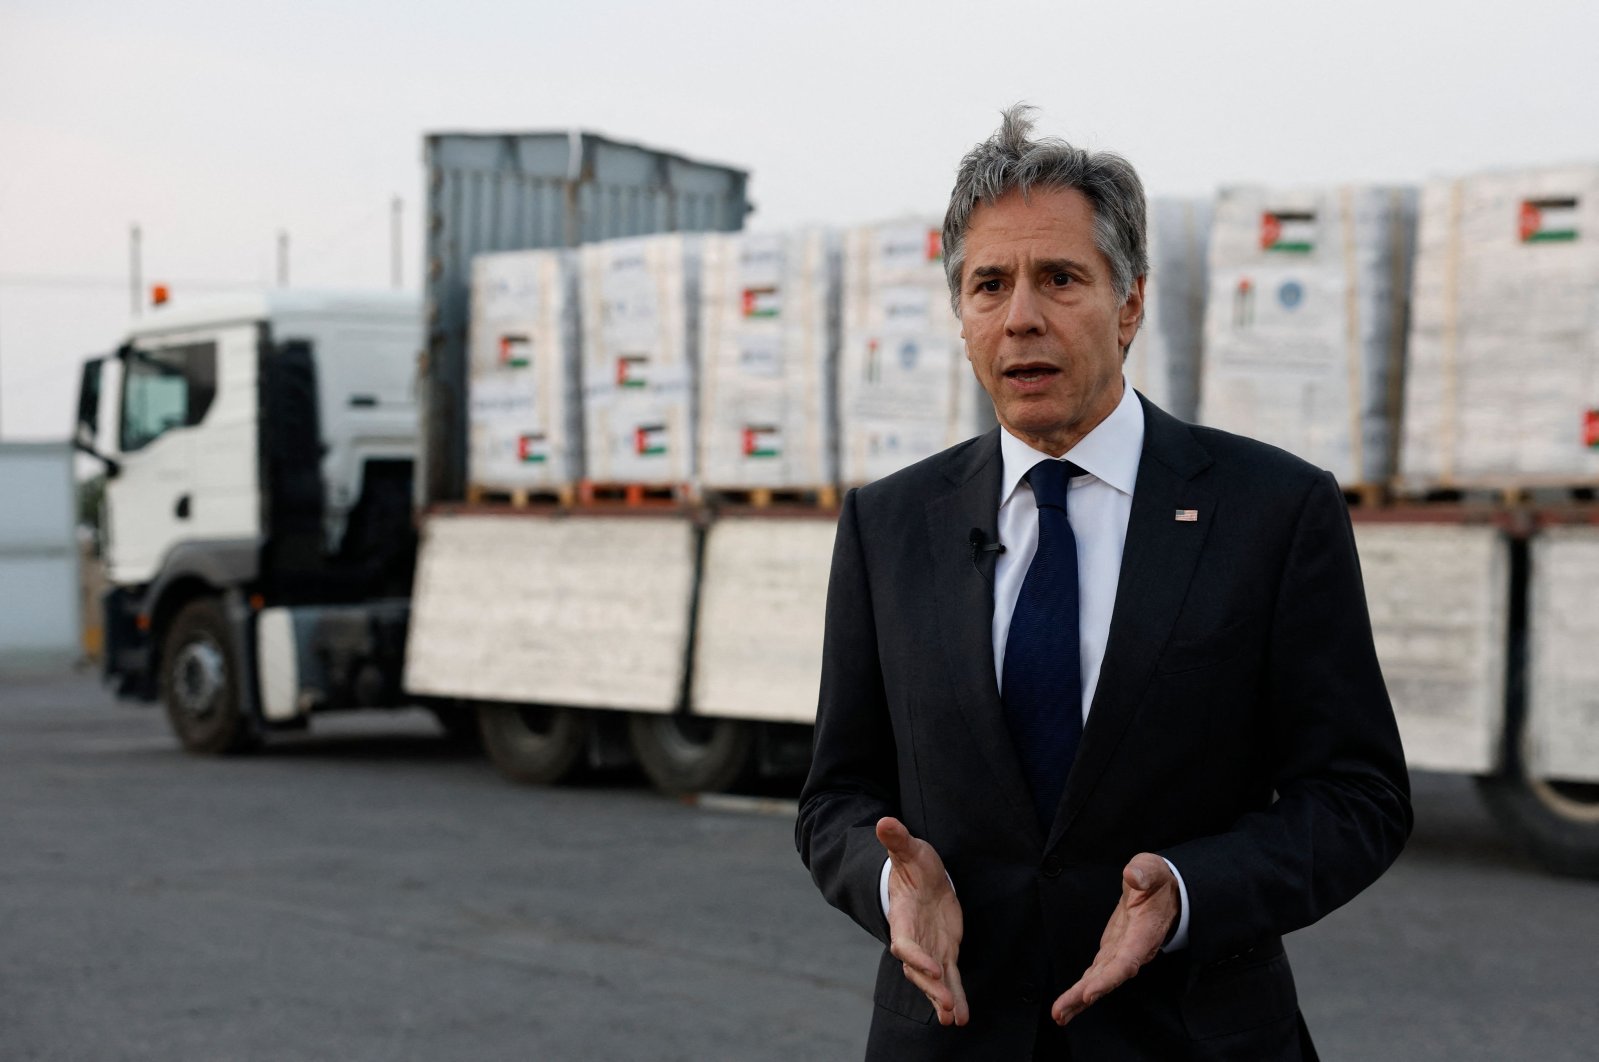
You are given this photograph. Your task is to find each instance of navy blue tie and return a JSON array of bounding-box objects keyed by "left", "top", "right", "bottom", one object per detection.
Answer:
[{"left": 1002, "top": 459, "right": 1084, "bottom": 829}]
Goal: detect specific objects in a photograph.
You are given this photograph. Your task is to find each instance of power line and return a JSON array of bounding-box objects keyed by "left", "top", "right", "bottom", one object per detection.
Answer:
[{"left": 0, "top": 273, "right": 261, "bottom": 291}]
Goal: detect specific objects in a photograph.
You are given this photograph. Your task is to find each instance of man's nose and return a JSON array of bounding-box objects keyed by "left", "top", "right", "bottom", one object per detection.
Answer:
[{"left": 1004, "top": 281, "right": 1046, "bottom": 336}]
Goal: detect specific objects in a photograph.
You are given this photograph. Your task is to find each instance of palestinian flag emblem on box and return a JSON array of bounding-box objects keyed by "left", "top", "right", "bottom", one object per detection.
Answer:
[
  {"left": 1584, "top": 409, "right": 1599, "bottom": 450},
  {"left": 1260, "top": 211, "right": 1315, "bottom": 253},
  {"left": 616, "top": 354, "right": 648, "bottom": 389},
  {"left": 1520, "top": 198, "right": 1578, "bottom": 243},
  {"left": 499, "top": 334, "right": 532, "bottom": 368},
  {"left": 634, "top": 424, "right": 668, "bottom": 456},
  {"left": 742, "top": 425, "right": 780, "bottom": 459},
  {"left": 926, "top": 229, "right": 943, "bottom": 262},
  {"left": 741, "top": 286, "right": 781, "bottom": 318},
  {"left": 516, "top": 432, "right": 548, "bottom": 463}
]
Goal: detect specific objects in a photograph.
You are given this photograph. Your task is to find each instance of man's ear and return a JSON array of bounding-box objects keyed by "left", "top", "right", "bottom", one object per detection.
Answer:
[{"left": 1118, "top": 274, "right": 1147, "bottom": 352}]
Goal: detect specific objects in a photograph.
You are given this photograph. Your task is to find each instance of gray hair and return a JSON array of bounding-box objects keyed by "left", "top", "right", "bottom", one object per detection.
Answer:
[{"left": 942, "top": 104, "right": 1149, "bottom": 318}]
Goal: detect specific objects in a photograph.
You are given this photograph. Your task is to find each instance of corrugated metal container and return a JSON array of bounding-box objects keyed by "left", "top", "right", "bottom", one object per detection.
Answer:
[
  {"left": 0, "top": 442, "right": 80, "bottom": 672},
  {"left": 423, "top": 131, "right": 751, "bottom": 503}
]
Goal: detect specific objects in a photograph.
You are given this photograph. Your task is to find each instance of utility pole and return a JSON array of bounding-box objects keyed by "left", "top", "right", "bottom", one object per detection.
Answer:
[
  {"left": 277, "top": 230, "right": 289, "bottom": 288},
  {"left": 391, "top": 196, "right": 403, "bottom": 290},
  {"left": 130, "top": 224, "right": 143, "bottom": 316}
]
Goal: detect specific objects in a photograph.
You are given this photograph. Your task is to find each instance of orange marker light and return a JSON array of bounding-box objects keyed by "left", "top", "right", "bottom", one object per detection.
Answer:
[
  {"left": 249, "top": 594, "right": 265, "bottom": 611},
  {"left": 151, "top": 284, "right": 169, "bottom": 306}
]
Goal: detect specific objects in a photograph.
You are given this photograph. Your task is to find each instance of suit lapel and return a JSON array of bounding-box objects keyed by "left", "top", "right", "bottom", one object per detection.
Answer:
[
  {"left": 923, "top": 430, "right": 1041, "bottom": 837},
  {"left": 1051, "top": 397, "right": 1215, "bottom": 846}
]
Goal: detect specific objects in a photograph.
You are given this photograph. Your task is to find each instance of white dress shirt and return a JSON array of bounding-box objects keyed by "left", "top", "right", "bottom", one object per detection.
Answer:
[{"left": 881, "top": 380, "right": 1190, "bottom": 953}]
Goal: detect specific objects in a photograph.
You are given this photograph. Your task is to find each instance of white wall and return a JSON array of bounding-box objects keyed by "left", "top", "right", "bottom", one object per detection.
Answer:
[{"left": 0, "top": 442, "right": 81, "bottom": 671}]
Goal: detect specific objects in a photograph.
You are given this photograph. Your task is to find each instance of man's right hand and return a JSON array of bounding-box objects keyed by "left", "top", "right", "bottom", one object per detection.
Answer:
[{"left": 876, "top": 817, "right": 970, "bottom": 1027}]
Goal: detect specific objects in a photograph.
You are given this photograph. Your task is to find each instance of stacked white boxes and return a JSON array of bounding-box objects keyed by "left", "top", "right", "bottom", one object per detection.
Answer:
[
  {"left": 840, "top": 219, "right": 994, "bottom": 485},
  {"left": 1400, "top": 165, "right": 1599, "bottom": 489},
  {"left": 1127, "top": 198, "right": 1212, "bottom": 422},
  {"left": 1199, "top": 185, "right": 1417, "bottom": 485},
  {"left": 580, "top": 234, "right": 701, "bottom": 485},
  {"left": 697, "top": 230, "right": 839, "bottom": 490},
  {"left": 467, "top": 250, "right": 582, "bottom": 492}
]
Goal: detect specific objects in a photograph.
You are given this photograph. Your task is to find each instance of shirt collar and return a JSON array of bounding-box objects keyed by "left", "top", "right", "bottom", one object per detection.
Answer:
[{"left": 998, "top": 380, "right": 1145, "bottom": 506}]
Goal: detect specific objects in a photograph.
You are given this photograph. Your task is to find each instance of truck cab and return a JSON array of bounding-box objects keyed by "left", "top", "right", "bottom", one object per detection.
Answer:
[{"left": 76, "top": 290, "right": 422, "bottom": 752}]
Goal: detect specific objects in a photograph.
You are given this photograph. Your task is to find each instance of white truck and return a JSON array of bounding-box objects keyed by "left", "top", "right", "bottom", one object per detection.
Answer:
[{"left": 73, "top": 290, "right": 444, "bottom": 750}]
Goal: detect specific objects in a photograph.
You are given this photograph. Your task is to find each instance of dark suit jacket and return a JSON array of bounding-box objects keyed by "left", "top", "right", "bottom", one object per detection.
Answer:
[{"left": 796, "top": 394, "right": 1412, "bottom": 1061}]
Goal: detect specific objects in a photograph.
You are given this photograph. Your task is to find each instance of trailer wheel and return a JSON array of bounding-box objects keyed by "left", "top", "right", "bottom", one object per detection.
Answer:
[
  {"left": 1478, "top": 714, "right": 1599, "bottom": 879},
  {"left": 627, "top": 713, "right": 754, "bottom": 796},
  {"left": 478, "top": 704, "right": 587, "bottom": 785},
  {"left": 161, "top": 598, "right": 257, "bottom": 755}
]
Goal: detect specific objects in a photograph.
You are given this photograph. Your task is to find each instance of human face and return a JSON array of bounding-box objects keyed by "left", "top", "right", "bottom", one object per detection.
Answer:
[{"left": 958, "top": 185, "right": 1145, "bottom": 456}]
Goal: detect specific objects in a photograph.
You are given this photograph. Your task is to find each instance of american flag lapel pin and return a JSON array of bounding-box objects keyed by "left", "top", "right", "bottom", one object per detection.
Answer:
[{"left": 1175, "top": 509, "right": 1199, "bottom": 522}]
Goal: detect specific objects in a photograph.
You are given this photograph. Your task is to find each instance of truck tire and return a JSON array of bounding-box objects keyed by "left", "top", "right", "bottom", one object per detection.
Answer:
[
  {"left": 627, "top": 713, "right": 754, "bottom": 796},
  {"left": 161, "top": 598, "right": 257, "bottom": 755},
  {"left": 1478, "top": 739, "right": 1599, "bottom": 879},
  {"left": 478, "top": 704, "right": 587, "bottom": 785}
]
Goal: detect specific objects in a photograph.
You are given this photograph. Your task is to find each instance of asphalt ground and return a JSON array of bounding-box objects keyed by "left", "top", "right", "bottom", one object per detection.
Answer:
[{"left": 2, "top": 671, "right": 1595, "bottom": 1061}]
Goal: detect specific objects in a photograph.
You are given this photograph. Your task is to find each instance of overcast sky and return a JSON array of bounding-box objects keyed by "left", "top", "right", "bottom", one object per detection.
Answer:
[{"left": 2, "top": 0, "right": 1595, "bottom": 440}]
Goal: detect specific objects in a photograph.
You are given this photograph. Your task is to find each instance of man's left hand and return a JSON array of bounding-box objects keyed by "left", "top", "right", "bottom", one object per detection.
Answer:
[{"left": 1051, "top": 853, "right": 1179, "bottom": 1026}]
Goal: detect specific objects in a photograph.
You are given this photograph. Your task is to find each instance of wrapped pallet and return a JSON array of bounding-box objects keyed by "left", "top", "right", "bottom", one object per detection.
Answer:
[
  {"left": 1126, "top": 198, "right": 1211, "bottom": 422},
  {"left": 467, "top": 249, "right": 582, "bottom": 494},
  {"left": 1400, "top": 165, "right": 1599, "bottom": 489},
  {"left": 697, "top": 230, "right": 839, "bottom": 491},
  {"left": 840, "top": 219, "right": 995, "bottom": 485},
  {"left": 580, "top": 234, "right": 700, "bottom": 486},
  {"left": 1199, "top": 185, "right": 1417, "bottom": 486}
]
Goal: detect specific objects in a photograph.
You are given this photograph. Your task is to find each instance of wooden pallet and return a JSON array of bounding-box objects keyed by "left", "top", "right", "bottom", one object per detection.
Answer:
[
  {"left": 465, "top": 484, "right": 576, "bottom": 509},
  {"left": 702, "top": 485, "right": 840, "bottom": 510},
  {"left": 1341, "top": 483, "right": 1391, "bottom": 509},
  {"left": 576, "top": 480, "right": 694, "bottom": 507},
  {"left": 1396, "top": 482, "right": 1599, "bottom": 508}
]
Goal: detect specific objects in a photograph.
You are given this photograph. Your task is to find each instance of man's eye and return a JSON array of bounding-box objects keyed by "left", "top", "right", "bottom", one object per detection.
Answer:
[
  {"left": 1050, "top": 273, "right": 1072, "bottom": 287},
  {"left": 978, "top": 280, "right": 1002, "bottom": 293}
]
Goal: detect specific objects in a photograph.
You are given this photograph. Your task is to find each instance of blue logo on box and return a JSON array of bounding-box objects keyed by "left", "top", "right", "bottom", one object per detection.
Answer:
[{"left": 1278, "top": 280, "right": 1304, "bottom": 310}]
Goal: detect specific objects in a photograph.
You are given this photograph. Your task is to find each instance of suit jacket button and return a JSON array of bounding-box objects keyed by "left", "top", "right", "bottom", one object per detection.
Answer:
[
  {"left": 1041, "top": 855, "right": 1064, "bottom": 878},
  {"left": 1019, "top": 981, "right": 1037, "bottom": 1004}
]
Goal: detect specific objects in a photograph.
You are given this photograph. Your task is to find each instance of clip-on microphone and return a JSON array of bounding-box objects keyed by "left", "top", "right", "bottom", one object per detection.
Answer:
[{"left": 969, "top": 528, "right": 1006, "bottom": 565}]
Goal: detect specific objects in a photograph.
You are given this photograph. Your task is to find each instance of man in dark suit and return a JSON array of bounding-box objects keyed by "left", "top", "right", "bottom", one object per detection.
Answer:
[{"left": 796, "top": 106, "right": 1412, "bottom": 1060}]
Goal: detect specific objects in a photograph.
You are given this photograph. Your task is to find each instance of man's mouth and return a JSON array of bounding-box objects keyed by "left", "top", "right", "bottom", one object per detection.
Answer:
[{"left": 1004, "top": 364, "right": 1060, "bottom": 383}]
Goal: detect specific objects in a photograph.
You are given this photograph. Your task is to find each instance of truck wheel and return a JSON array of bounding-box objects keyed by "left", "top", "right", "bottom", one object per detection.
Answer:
[
  {"left": 161, "top": 598, "right": 257, "bottom": 755},
  {"left": 1478, "top": 714, "right": 1599, "bottom": 879},
  {"left": 478, "top": 704, "right": 587, "bottom": 785},
  {"left": 627, "top": 713, "right": 754, "bottom": 796}
]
